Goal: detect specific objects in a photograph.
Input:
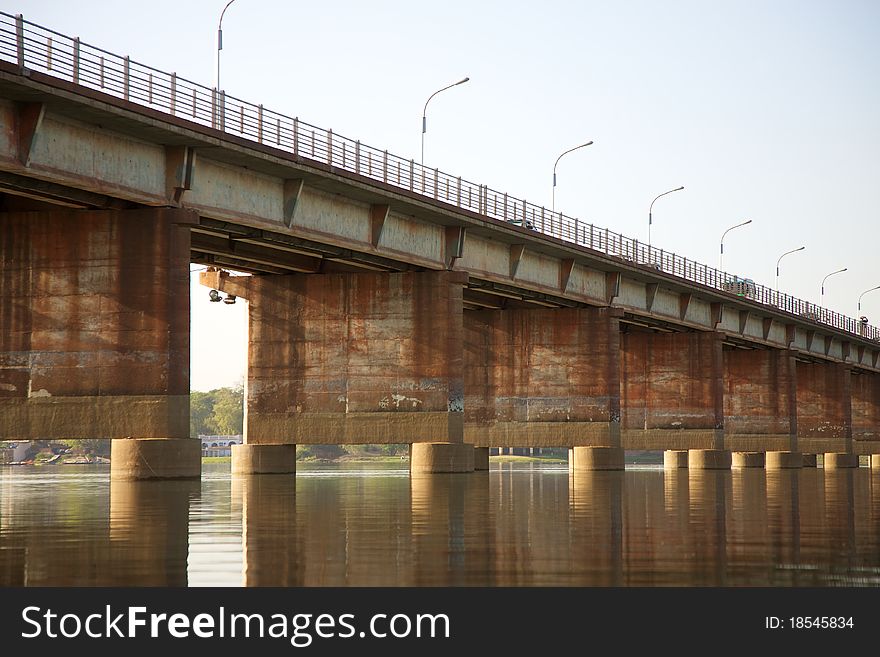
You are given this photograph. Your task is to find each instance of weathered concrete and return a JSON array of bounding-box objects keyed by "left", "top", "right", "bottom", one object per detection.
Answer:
[
  {"left": 410, "top": 442, "right": 474, "bottom": 473},
  {"left": 663, "top": 450, "right": 688, "bottom": 469},
  {"left": 473, "top": 447, "right": 490, "bottom": 471},
  {"left": 464, "top": 307, "right": 620, "bottom": 447},
  {"left": 232, "top": 444, "right": 297, "bottom": 475},
  {"left": 109, "top": 479, "right": 196, "bottom": 585},
  {"left": 802, "top": 454, "right": 818, "bottom": 467},
  {"left": 688, "top": 449, "right": 732, "bottom": 470},
  {"left": 233, "top": 474, "right": 303, "bottom": 586},
  {"left": 569, "top": 446, "right": 624, "bottom": 471},
  {"left": 724, "top": 347, "right": 797, "bottom": 452},
  {"left": 110, "top": 438, "right": 201, "bottom": 480},
  {"left": 851, "top": 371, "right": 880, "bottom": 451},
  {"left": 872, "top": 454, "right": 880, "bottom": 469},
  {"left": 621, "top": 329, "right": 723, "bottom": 449},
  {"left": 1, "top": 209, "right": 195, "bottom": 444},
  {"left": 765, "top": 451, "right": 803, "bottom": 469},
  {"left": 732, "top": 451, "right": 765, "bottom": 468},
  {"left": 823, "top": 452, "right": 859, "bottom": 469},
  {"left": 206, "top": 270, "right": 467, "bottom": 445},
  {"left": 796, "top": 361, "right": 851, "bottom": 454}
]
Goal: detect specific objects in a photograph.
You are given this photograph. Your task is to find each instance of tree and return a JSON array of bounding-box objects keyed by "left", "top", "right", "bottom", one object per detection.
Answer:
[
  {"left": 204, "top": 385, "right": 244, "bottom": 436},
  {"left": 190, "top": 391, "right": 214, "bottom": 437}
]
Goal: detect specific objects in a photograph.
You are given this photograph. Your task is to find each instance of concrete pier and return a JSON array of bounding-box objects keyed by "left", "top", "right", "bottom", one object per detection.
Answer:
[
  {"left": 410, "top": 443, "right": 474, "bottom": 474},
  {"left": 823, "top": 452, "right": 859, "bottom": 469},
  {"left": 766, "top": 451, "right": 803, "bottom": 469},
  {"left": 569, "top": 446, "right": 624, "bottom": 471},
  {"left": 664, "top": 450, "right": 689, "bottom": 469},
  {"left": 688, "top": 449, "right": 732, "bottom": 470},
  {"left": 732, "top": 452, "right": 765, "bottom": 468},
  {"left": 232, "top": 444, "right": 297, "bottom": 475},
  {"left": 473, "top": 447, "right": 490, "bottom": 471}
]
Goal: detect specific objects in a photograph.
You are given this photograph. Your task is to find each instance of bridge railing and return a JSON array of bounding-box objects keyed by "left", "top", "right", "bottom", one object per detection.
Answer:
[{"left": 2, "top": 12, "right": 878, "bottom": 344}]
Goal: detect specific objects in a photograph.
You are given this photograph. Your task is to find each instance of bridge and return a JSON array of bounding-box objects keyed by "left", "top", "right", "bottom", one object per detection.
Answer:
[{"left": 1, "top": 13, "right": 878, "bottom": 479}]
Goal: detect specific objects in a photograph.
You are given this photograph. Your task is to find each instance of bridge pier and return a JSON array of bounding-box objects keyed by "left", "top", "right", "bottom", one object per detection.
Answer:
[
  {"left": 620, "top": 329, "right": 724, "bottom": 451},
  {"left": 203, "top": 269, "right": 470, "bottom": 472},
  {"left": 464, "top": 306, "right": 622, "bottom": 450},
  {"left": 723, "top": 346, "right": 797, "bottom": 453},
  {"left": 796, "top": 361, "right": 852, "bottom": 455},
  {"left": 0, "top": 208, "right": 199, "bottom": 480}
]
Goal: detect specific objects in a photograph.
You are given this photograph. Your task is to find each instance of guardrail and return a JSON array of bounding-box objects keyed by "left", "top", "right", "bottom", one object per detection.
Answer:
[{"left": 1, "top": 12, "right": 877, "bottom": 343}]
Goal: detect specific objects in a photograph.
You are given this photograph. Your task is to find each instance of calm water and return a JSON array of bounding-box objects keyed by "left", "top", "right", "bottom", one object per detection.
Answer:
[{"left": 1, "top": 461, "right": 879, "bottom": 586}]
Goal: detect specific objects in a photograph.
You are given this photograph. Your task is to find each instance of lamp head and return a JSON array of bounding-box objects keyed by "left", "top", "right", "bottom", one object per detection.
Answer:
[{"left": 209, "top": 289, "right": 221, "bottom": 302}]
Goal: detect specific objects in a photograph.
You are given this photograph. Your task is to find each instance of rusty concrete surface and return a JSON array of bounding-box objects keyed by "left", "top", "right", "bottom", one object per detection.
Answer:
[
  {"left": 723, "top": 347, "right": 796, "bottom": 445},
  {"left": 242, "top": 270, "right": 466, "bottom": 444},
  {"left": 795, "top": 361, "right": 851, "bottom": 446},
  {"left": 620, "top": 329, "right": 723, "bottom": 432},
  {"left": 463, "top": 307, "right": 620, "bottom": 447},
  {"left": 851, "top": 371, "right": 880, "bottom": 444},
  {"left": 0, "top": 208, "right": 193, "bottom": 439}
]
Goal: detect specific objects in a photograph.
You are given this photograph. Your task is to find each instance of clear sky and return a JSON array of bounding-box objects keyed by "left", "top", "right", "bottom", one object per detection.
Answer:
[{"left": 14, "top": 0, "right": 880, "bottom": 391}]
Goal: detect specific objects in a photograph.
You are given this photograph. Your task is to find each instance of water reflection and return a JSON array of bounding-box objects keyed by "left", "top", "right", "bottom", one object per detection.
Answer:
[
  {"left": 232, "top": 474, "right": 302, "bottom": 586},
  {"left": 109, "top": 479, "right": 198, "bottom": 585},
  {"left": 1, "top": 462, "right": 880, "bottom": 586}
]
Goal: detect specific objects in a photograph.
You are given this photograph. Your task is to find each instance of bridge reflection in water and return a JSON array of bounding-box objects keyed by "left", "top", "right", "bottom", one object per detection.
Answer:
[{"left": 1, "top": 463, "right": 879, "bottom": 587}]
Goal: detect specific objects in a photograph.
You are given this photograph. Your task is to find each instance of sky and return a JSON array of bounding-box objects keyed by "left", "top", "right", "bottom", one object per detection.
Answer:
[{"left": 12, "top": 0, "right": 880, "bottom": 391}]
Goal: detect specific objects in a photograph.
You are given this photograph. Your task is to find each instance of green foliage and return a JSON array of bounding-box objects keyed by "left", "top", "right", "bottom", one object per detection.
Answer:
[
  {"left": 62, "top": 439, "right": 110, "bottom": 457},
  {"left": 190, "top": 386, "right": 244, "bottom": 437}
]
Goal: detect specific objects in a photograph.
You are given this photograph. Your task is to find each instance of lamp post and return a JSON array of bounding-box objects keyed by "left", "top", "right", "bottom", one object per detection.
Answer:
[
  {"left": 552, "top": 141, "right": 593, "bottom": 212},
  {"left": 858, "top": 285, "right": 880, "bottom": 313},
  {"left": 719, "top": 219, "right": 752, "bottom": 271},
  {"left": 216, "top": 0, "right": 238, "bottom": 93},
  {"left": 820, "top": 267, "right": 847, "bottom": 306},
  {"left": 775, "top": 246, "right": 805, "bottom": 291},
  {"left": 647, "top": 186, "right": 684, "bottom": 248},
  {"left": 421, "top": 77, "right": 469, "bottom": 165}
]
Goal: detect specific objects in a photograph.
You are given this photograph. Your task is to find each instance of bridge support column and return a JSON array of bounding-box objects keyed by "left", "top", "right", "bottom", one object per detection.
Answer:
[
  {"left": 851, "top": 371, "right": 880, "bottom": 456},
  {"left": 0, "top": 209, "right": 198, "bottom": 480},
  {"left": 464, "top": 307, "right": 621, "bottom": 450},
  {"left": 823, "top": 452, "right": 859, "bottom": 469},
  {"left": 204, "top": 270, "right": 468, "bottom": 472},
  {"left": 796, "top": 361, "right": 851, "bottom": 455},
  {"left": 724, "top": 347, "right": 797, "bottom": 453},
  {"left": 766, "top": 451, "right": 803, "bottom": 469},
  {"left": 664, "top": 450, "right": 688, "bottom": 469},
  {"left": 731, "top": 451, "right": 765, "bottom": 468},
  {"left": 232, "top": 444, "right": 297, "bottom": 474},
  {"left": 620, "top": 329, "right": 723, "bottom": 450},
  {"left": 473, "top": 447, "right": 490, "bottom": 471},
  {"left": 688, "top": 449, "right": 731, "bottom": 470}
]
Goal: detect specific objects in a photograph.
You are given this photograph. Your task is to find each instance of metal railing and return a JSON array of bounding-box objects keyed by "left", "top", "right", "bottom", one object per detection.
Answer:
[{"left": 2, "top": 12, "right": 878, "bottom": 344}]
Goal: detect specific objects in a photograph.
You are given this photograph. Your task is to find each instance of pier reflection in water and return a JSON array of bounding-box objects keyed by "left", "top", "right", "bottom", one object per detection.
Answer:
[{"left": 1, "top": 462, "right": 879, "bottom": 586}]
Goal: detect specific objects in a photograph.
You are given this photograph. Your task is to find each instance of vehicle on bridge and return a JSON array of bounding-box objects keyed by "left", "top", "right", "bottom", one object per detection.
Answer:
[{"left": 722, "top": 276, "right": 756, "bottom": 298}]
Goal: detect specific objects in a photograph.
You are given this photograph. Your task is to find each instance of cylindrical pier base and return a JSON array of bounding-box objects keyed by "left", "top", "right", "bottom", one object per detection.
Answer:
[
  {"left": 872, "top": 454, "right": 880, "bottom": 469},
  {"left": 823, "top": 452, "right": 859, "bottom": 469},
  {"left": 110, "top": 438, "right": 201, "bottom": 480},
  {"left": 663, "top": 450, "right": 689, "bottom": 469},
  {"left": 473, "top": 447, "right": 490, "bottom": 471},
  {"left": 569, "top": 446, "right": 624, "bottom": 471},
  {"left": 410, "top": 443, "right": 474, "bottom": 474},
  {"left": 231, "top": 444, "right": 296, "bottom": 475},
  {"left": 765, "top": 451, "right": 803, "bottom": 469},
  {"left": 732, "top": 451, "right": 765, "bottom": 468},
  {"left": 688, "top": 449, "right": 731, "bottom": 470}
]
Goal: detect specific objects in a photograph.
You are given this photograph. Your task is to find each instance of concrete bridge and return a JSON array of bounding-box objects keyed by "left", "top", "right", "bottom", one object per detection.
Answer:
[{"left": 1, "top": 13, "right": 879, "bottom": 479}]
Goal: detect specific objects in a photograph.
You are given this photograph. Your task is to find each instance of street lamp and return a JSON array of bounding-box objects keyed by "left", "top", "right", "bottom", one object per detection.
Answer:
[
  {"left": 421, "top": 77, "right": 469, "bottom": 165},
  {"left": 719, "top": 219, "right": 752, "bottom": 271},
  {"left": 858, "top": 285, "right": 880, "bottom": 312},
  {"left": 820, "top": 267, "right": 847, "bottom": 306},
  {"left": 552, "top": 141, "right": 593, "bottom": 212},
  {"left": 775, "top": 246, "right": 805, "bottom": 291},
  {"left": 647, "top": 186, "right": 684, "bottom": 248},
  {"left": 216, "top": 0, "right": 239, "bottom": 93}
]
